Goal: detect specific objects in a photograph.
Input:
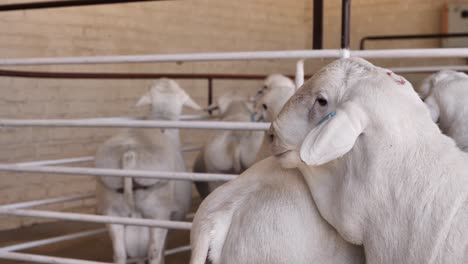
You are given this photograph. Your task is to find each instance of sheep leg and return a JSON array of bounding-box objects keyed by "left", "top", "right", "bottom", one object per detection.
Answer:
[
  {"left": 148, "top": 227, "right": 168, "bottom": 264},
  {"left": 135, "top": 259, "right": 145, "bottom": 264},
  {"left": 108, "top": 224, "right": 127, "bottom": 264}
]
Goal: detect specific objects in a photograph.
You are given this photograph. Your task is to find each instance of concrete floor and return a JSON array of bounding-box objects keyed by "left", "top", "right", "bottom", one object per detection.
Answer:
[{"left": 0, "top": 199, "right": 202, "bottom": 264}]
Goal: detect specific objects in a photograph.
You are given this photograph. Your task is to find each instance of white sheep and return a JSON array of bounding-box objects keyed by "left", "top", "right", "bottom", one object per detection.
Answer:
[
  {"left": 270, "top": 58, "right": 468, "bottom": 264},
  {"left": 253, "top": 74, "right": 296, "bottom": 122},
  {"left": 193, "top": 74, "right": 296, "bottom": 198},
  {"left": 190, "top": 156, "right": 364, "bottom": 264},
  {"left": 193, "top": 92, "right": 264, "bottom": 198},
  {"left": 253, "top": 74, "right": 296, "bottom": 161},
  {"left": 95, "top": 78, "right": 201, "bottom": 264},
  {"left": 419, "top": 70, "right": 468, "bottom": 151}
]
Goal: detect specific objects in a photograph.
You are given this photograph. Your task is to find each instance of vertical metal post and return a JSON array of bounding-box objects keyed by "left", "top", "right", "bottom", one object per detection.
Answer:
[
  {"left": 295, "top": 60, "right": 305, "bottom": 89},
  {"left": 207, "top": 78, "right": 213, "bottom": 114},
  {"left": 313, "top": 0, "right": 324, "bottom": 49},
  {"left": 341, "top": 0, "right": 351, "bottom": 49}
]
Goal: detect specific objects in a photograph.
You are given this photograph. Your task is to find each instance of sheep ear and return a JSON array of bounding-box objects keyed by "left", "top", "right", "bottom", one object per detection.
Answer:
[
  {"left": 135, "top": 92, "right": 152, "bottom": 107},
  {"left": 184, "top": 96, "right": 202, "bottom": 110},
  {"left": 300, "top": 102, "right": 366, "bottom": 166},
  {"left": 423, "top": 96, "right": 440, "bottom": 122}
]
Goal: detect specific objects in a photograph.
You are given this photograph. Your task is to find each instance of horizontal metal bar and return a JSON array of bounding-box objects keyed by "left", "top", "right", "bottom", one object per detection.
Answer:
[
  {"left": 14, "top": 145, "right": 201, "bottom": 168},
  {"left": 164, "top": 245, "right": 191, "bottom": 256},
  {"left": 0, "top": 164, "right": 237, "bottom": 182},
  {"left": 75, "top": 116, "right": 138, "bottom": 121},
  {"left": 352, "top": 48, "right": 468, "bottom": 59},
  {"left": 0, "top": 208, "right": 192, "bottom": 229},
  {"left": 0, "top": 65, "right": 461, "bottom": 81},
  {"left": 0, "top": 69, "right": 293, "bottom": 80},
  {"left": 0, "top": 228, "right": 107, "bottom": 252},
  {"left": 179, "top": 114, "right": 214, "bottom": 120},
  {"left": 389, "top": 65, "right": 468, "bottom": 73},
  {"left": 0, "top": 64, "right": 459, "bottom": 81},
  {"left": 363, "top": 32, "right": 468, "bottom": 41},
  {"left": 0, "top": 228, "right": 188, "bottom": 257},
  {"left": 0, "top": 49, "right": 466, "bottom": 66},
  {"left": 0, "top": 251, "right": 112, "bottom": 264},
  {"left": 0, "top": 50, "right": 342, "bottom": 66},
  {"left": 360, "top": 32, "right": 468, "bottom": 49},
  {"left": 76, "top": 115, "right": 214, "bottom": 121},
  {"left": 13, "top": 146, "right": 200, "bottom": 167},
  {"left": 0, "top": 0, "right": 165, "bottom": 12},
  {"left": 0, "top": 119, "right": 271, "bottom": 130},
  {"left": 14, "top": 157, "right": 95, "bottom": 166},
  {"left": 0, "top": 194, "right": 94, "bottom": 210}
]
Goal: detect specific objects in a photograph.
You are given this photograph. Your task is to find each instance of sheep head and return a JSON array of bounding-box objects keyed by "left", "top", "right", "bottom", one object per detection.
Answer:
[
  {"left": 419, "top": 70, "right": 468, "bottom": 123},
  {"left": 253, "top": 74, "right": 295, "bottom": 122},
  {"left": 418, "top": 70, "right": 464, "bottom": 100},
  {"left": 269, "top": 58, "right": 435, "bottom": 168},
  {"left": 136, "top": 78, "right": 201, "bottom": 119}
]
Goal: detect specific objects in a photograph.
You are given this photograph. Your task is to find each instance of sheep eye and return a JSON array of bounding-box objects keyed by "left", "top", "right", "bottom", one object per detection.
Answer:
[
  {"left": 262, "top": 103, "right": 268, "bottom": 110},
  {"left": 317, "top": 97, "right": 328, "bottom": 106}
]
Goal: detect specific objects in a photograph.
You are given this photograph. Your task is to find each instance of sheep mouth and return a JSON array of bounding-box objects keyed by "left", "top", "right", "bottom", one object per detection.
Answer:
[{"left": 273, "top": 150, "right": 292, "bottom": 158}]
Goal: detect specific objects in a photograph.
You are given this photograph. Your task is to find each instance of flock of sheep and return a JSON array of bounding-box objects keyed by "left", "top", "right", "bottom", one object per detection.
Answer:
[{"left": 93, "top": 58, "right": 467, "bottom": 264}]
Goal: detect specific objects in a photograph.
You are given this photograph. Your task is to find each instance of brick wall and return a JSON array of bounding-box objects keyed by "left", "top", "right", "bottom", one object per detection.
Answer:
[
  {"left": 304, "top": 0, "right": 466, "bottom": 85},
  {"left": 0, "top": 0, "right": 465, "bottom": 230}
]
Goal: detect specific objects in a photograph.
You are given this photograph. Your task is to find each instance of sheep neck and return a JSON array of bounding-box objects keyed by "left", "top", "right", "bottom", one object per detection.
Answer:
[
  {"left": 300, "top": 133, "right": 467, "bottom": 264},
  {"left": 222, "top": 101, "right": 253, "bottom": 119},
  {"left": 145, "top": 111, "right": 181, "bottom": 147}
]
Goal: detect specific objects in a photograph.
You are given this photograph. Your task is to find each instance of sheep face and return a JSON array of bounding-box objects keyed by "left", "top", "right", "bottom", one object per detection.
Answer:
[
  {"left": 254, "top": 74, "right": 295, "bottom": 122},
  {"left": 136, "top": 78, "right": 201, "bottom": 119},
  {"left": 269, "top": 58, "right": 431, "bottom": 169}
]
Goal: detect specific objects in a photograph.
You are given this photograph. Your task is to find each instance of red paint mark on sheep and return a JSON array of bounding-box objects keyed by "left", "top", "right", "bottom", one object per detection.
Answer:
[{"left": 386, "top": 71, "right": 406, "bottom": 85}]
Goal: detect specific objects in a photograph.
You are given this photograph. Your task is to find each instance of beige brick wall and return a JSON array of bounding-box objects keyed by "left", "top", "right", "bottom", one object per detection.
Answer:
[
  {"left": 304, "top": 0, "right": 466, "bottom": 84},
  {"left": 0, "top": 0, "right": 310, "bottom": 230},
  {"left": 0, "top": 0, "right": 465, "bottom": 230}
]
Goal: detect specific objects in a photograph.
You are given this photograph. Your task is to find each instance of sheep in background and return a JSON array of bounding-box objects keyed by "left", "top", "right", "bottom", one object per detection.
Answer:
[
  {"left": 193, "top": 74, "right": 296, "bottom": 198},
  {"left": 270, "top": 58, "right": 467, "bottom": 263},
  {"left": 95, "top": 79, "right": 201, "bottom": 264},
  {"left": 253, "top": 74, "right": 296, "bottom": 161},
  {"left": 253, "top": 74, "right": 296, "bottom": 122},
  {"left": 193, "top": 92, "right": 264, "bottom": 198},
  {"left": 419, "top": 70, "right": 468, "bottom": 151},
  {"left": 190, "top": 156, "right": 364, "bottom": 264}
]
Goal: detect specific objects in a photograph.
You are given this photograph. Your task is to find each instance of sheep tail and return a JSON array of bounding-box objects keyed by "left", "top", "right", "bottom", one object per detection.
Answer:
[
  {"left": 232, "top": 144, "right": 242, "bottom": 173},
  {"left": 122, "top": 151, "right": 137, "bottom": 210}
]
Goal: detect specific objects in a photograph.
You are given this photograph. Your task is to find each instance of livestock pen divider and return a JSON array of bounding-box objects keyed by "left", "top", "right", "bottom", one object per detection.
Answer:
[
  {"left": 0, "top": 47, "right": 467, "bottom": 263},
  {"left": 0, "top": 46, "right": 466, "bottom": 230},
  {"left": 0, "top": 0, "right": 468, "bottom": 262},
  {"left": 0, "top": 192, "right": 193, "bottom": 257}
]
